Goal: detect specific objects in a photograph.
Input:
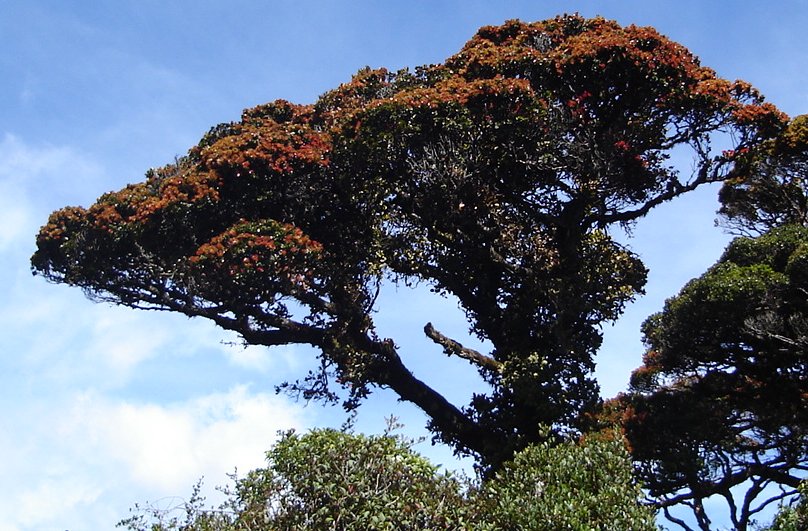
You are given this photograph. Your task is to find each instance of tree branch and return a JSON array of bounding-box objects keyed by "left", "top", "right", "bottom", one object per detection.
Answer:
[
  {"left": 598, "top": 156, "right": 729, "bottom": 226},
  {"left": 358, "top": 334, "right": 491, "bottom": 459},
  {"left": 663, "top": 506, "right": 697, "bottom": 531},
  {"left": 154, "top": 287, "right": 328, "bottom": 348},
  {"left": 423, "top": 322, "right": 501, "bottom": 372},
  {"left": 652, "top": 461, "right": 804, "bottom": 511}
]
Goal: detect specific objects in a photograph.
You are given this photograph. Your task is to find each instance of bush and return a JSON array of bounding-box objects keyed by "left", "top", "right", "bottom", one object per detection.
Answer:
[
  {"left": 237, "top": 428, "right": 471, "bottom": 530},
  {"left": 476, "top": 432, "right": 658, "bottom": 530},
  {"left": 118, "top": 427, "right": 471, "bottom": 531},
  {"left": 118, "top": 428, "right": 656, "bottom": 530}
]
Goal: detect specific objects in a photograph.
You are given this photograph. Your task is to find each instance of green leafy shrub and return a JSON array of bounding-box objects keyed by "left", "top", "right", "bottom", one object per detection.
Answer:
[
  {"left": 118, "top": 427, "right": 655, "bottom": 530},
  {"left": 118, "top": 427, "right": 471, "bottom": 531},
  {"left": 476, "top": 432, "right": 658, "bottom": 530},
  {"left": 239, "top": 428, "right": 471, "bottom": 530}
]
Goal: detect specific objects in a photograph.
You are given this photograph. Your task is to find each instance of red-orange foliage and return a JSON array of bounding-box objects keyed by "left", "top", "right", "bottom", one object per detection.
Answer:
[{"left": 33, "top": 15, "right": 786, "bottom": 472}]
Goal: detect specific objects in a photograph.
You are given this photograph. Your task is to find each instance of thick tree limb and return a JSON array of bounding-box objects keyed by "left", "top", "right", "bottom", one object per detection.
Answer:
[{"left": 357, "top": 334, "right": 490, "bottom": 458}]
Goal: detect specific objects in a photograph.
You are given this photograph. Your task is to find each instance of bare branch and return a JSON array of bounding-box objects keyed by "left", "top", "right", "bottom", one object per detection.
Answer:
[
  {"left": 663, "top": 506, "right": 697, "bottom": 531},
  {"left": 423, "top": 322, "right": 501, "bottom": 372}
]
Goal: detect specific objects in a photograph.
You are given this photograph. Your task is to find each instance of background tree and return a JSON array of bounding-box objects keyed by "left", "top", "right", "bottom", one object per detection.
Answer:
[
  {"left": 31, "top": 15, "right": 786, "bottom": 469},
  {"left": 613, "top": 227, "right": 808, "bottom": 530},
  {"left": 607, "top": 115, "right": 808, "bottom": 530}
]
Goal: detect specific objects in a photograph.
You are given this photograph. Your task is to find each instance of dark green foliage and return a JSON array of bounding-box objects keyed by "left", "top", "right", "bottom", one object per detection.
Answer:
[{"left": 616, "top": 226, "right": 808, "bottom": 530}]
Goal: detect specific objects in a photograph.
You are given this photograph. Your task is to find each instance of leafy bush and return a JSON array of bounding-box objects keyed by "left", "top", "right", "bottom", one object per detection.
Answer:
[
  {"left": 118, "top": 427, "right": 656, "bottom": 530},
  {"left": 476, "top": 432, "right": 658, "bottom": 530},
  {"left": 118, "top": 427, "right": 471, "bottom": 531},
  {"left": 238, "top": 428, "right": 471, "bottom": 530}
]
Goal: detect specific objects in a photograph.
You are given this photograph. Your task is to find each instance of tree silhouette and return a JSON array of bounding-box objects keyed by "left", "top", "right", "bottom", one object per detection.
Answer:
[{"left": 32, "top": 15, "right": 785, "bottom": 469}]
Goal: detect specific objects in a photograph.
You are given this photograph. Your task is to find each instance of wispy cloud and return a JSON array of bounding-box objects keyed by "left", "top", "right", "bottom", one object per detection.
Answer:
[
  {"left": 0, "top": 134, "right": 313, "bottom": 530},
  {"left": 0, "top": 133, "right": 105, "bottom": 203},
  {"left": 66, "top": 386, "right": 308, "bottom": 491},
  {"left": 0, "top": 386, "right": 308, "bottom": 530}
]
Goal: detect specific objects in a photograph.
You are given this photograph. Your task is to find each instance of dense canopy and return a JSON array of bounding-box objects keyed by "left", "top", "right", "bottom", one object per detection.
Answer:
[{"left": 32, "top": 15, "right": 786, "bottom": 469}]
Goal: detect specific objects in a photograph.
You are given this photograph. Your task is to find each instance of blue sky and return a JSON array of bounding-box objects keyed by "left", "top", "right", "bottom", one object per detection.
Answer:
[{"left": 1, "top": 2, "right": 807, "bottom": 529}]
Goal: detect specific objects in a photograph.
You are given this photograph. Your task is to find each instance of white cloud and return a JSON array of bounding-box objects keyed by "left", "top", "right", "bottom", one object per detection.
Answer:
[
  {"left": 221, "top": 342, "right": 275, "bottom": 372},
  {"left": 0, "top": 387, "right": 308, "bottom": 530},
  {"left": 0, "top": 180, "right": 30, "bottom": 252},
  {"left": 0, "top": 133, "right": 103, "bottom": 196},
  {"left": 15, "top": 479, "right": 103, "bottom": 530},
  {"left": 4, "top": 259, "right": 300, "bottom": 391},
  {"left": 67, "top": 386, "right": 308, "bottom": 491},
  {"left": 1, "top": 289, "right": 168, "bottom": 388},
  {"left": 0, "top": 133, "right": 104, "bottom": 254},
  {"left": 219, "top": 340, "right": 305, "bottom": 374},
  {"left": 85, "top": 309, "right": 171, "bottom": 381}
]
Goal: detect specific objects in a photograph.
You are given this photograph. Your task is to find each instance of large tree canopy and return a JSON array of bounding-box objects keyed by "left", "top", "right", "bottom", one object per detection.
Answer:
[{"left": 32, "top": 15, "right": 786, "bottom": 469}]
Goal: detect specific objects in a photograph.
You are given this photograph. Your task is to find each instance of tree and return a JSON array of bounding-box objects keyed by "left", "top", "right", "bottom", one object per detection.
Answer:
[
  {"left": 31, "top": 15, "right": 786, "bottom": 469},
  {"left": 603, "top": 116, "right": 808, "bottom": 530},
  {"left": 118, "top": 426, "right": 656, "bottom": 531},
  {"left": 609, "top": 226, "right": 808, "bottom": 530}
]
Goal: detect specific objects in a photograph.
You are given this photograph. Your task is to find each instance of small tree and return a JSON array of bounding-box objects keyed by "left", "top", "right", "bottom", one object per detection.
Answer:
[{"left": 612, "top": 227, "right": 808, "bottom": 530}]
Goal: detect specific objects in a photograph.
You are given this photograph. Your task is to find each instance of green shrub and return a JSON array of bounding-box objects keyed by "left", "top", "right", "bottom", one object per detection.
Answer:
[
  {"left": 476, "top": 432, "right": 658, "bottom": 530},
  {"left": 119, "top": 428, "right": 656, "bottom": 530},
  {"left": 118, "top": 428, "right": 471, "bottom": 531}
]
